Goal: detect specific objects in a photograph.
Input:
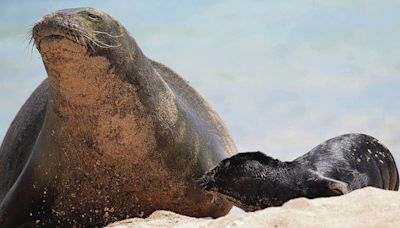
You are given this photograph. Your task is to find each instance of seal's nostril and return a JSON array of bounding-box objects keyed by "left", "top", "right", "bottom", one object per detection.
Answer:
[{"left": 198, "top": 174, "right": 217, "bottom": 191}]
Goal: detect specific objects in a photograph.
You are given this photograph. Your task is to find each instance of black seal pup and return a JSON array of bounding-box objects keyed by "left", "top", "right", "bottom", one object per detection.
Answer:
[
  {"left": 0, "top": 8, "right": 237, "bottom": 227},
  {"left": 200, "top": 133, "right": 399, "bottom": 212}
]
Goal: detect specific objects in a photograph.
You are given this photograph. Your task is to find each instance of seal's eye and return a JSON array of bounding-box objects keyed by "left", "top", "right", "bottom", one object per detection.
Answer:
[{"left": 86, "top": 12, "right": 101, "bottom": 21}]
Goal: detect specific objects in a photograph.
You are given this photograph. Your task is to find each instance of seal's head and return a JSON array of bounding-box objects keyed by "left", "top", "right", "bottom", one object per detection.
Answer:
[
  {"left": 199, "top": 152, "right": 291, "bottom": 211},
  {"left": 32, "top": 8, "right": 128, "bottom": 56},
  {"left": 31, "top": 8, "right": 145, "bottom": 84},
  {"left": 31, "top": 8, "right": 149, "bottom": 108}
]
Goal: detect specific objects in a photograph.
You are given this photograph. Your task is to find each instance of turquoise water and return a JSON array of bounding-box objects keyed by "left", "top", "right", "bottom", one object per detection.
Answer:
[{"left": 1, "top": 0, "right": 400, "bottom": 163}]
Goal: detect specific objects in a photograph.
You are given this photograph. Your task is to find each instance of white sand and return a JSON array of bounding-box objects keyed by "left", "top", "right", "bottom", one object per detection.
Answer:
[{"left": 107, "top": 187, "right": 400, "bottom": 228}]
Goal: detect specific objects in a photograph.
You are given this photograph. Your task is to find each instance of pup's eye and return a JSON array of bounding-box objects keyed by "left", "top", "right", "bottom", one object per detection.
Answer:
[{"left": 86, "top": 12, "right": 101, "bottom": 21}]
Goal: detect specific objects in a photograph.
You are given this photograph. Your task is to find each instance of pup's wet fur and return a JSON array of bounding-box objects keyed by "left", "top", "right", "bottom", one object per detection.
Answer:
[{"left": 200, "top": 133, "right": 399, "bottom": 211}]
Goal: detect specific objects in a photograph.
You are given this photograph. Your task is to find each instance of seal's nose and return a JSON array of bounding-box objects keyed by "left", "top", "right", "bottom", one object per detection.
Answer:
[
  {"left": 31, "top": 10, "right": 82, "bottom": 48},
  {"left": 32, "top": 12, "right": 64, "bottom": 38},
  {"left": 32, "top": 13, "right": 55, "bottom": 33},
  {"left": 198, "top": 172, "right": 216, "bottom": 191}
]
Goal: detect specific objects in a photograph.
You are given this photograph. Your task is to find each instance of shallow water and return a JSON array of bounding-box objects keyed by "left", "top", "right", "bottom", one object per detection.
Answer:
[{"left": 1, "top": 0, "right": 400, "bottom": 166}]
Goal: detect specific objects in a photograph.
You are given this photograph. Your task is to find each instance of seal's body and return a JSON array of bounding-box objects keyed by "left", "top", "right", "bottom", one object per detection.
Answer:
[
  {"left": 201, "top": 134, "right": 399, "bottom": 212},
  {"left": 0, "top": 8, "right": 236, "bottom": 227}
]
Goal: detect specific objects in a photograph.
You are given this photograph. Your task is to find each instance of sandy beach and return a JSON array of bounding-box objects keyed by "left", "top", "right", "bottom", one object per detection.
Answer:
[{"left": 107, "top": 187, "right": 399, "bottom": 228}]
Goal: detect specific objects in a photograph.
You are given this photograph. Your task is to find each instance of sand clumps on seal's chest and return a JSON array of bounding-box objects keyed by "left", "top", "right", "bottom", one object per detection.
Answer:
[
  {"left": 40, "top": 38, "right": 162, "bottom": 222},
  {"left": 40, "top": 38, "right": 157, "bottom": 156}
]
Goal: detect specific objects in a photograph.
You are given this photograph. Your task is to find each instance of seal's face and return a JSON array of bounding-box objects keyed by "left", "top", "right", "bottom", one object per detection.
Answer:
[
  {"left": 200, "top": 152, "right": 291, "bottom": 210},
  {"left": 32, "top": 8, "right": 124, "bottom": 54}
]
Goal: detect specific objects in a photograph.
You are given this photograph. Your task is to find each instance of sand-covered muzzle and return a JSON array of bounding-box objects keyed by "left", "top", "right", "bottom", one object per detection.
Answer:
[
  {"left": 32, "top": 8, "right": 123, "bottom": 53},
  {"left": 33, "top": 14, "right": 84, "bottom": 49}
]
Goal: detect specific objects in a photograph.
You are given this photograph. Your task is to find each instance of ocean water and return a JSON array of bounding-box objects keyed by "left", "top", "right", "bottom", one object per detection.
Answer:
[{"left": 1, "top": 0, "right": 400, "bottom": 166}]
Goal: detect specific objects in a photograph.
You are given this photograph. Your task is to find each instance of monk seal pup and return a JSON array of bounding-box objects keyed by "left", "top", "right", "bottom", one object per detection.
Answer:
[
  {"left": 0, "top": 7, "right": 237, "bottom": 227},
  {"left": 200, "top": 133, "right": 399, "bottom": 212}
]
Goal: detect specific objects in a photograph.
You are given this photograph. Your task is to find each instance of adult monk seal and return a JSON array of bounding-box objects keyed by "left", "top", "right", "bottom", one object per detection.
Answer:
[
  {"left": 200, "top": 133, "right": 399, "bottom": 211},
  {"left": 0, "top": 8, "right": 237, "bottom": 227}
]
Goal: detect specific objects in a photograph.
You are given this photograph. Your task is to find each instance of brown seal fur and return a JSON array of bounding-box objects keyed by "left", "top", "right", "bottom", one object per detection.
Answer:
[{"left": 0, "top": 8, "right": 237, "bottom": 227}]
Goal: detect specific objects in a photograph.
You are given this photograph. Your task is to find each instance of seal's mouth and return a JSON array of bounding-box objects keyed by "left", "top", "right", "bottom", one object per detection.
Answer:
[
  {"left": 39, "top": 34, "right": 72, "bottom": 45},
  {"left": 33, "top": 24, "right": 122, "bottom": 52},
  {"left": 32, "top": 23, "right": 87, "bottom": 51}
]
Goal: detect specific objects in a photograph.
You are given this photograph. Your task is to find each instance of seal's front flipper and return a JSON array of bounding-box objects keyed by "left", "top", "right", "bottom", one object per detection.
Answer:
[
  {"left": 0, "top": 174, "right": 29, "bottom": 227},
  {"left": 0, "top": 162, "right": 36, "bottom": 227},
  {"left": 0, "top": 156, "right": 49, "bottom": 228},
  {"left": 314, "top": 175, "right": 350, "bottom": 197}
]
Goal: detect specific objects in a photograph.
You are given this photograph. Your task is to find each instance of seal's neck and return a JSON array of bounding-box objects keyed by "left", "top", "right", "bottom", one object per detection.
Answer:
[
  {"left": 40, "top": 37, "right": 177, "bottom": 131},
  {"left": 41, "top": 38, "right": 117, "bottom": 110},
  {"left": 227, "top": 153, "right": 311, "bottom": 210},
  {"left": 38, "top": 38, "right": 155, "bottom": 156},
  {"left": 250, "top": 160, "right": 344, "bottom": 208},
  {"left": 258, "top": 160, "right": 308, "bottom": 204}
]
